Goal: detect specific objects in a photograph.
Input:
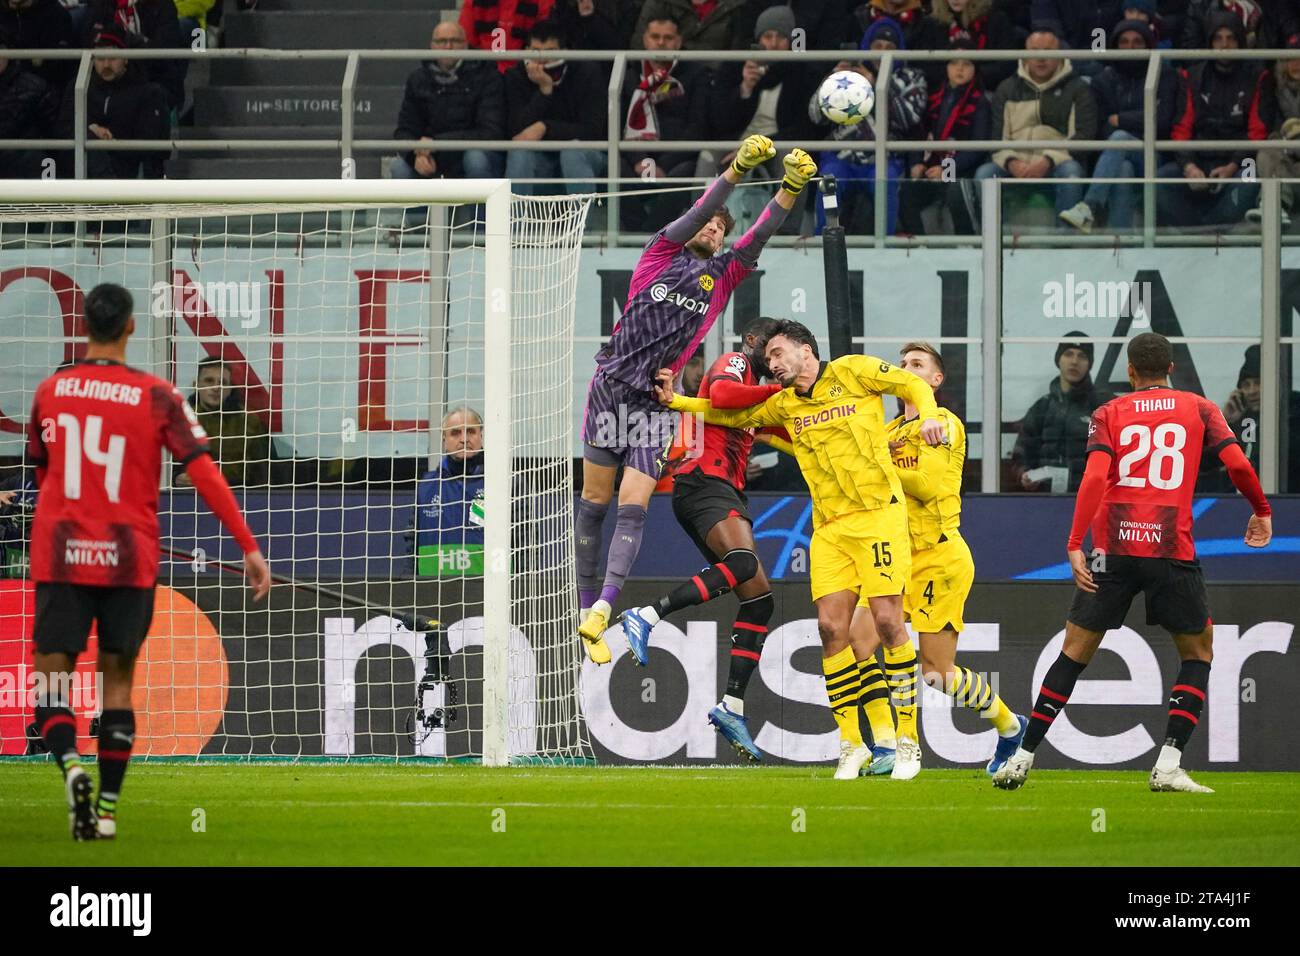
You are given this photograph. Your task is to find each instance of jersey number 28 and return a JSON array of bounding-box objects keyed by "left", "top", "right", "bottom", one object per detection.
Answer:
[
  {"left": 56, "top": 414, "right": 126, "bottom": 503},
  {"left": 1116, "top": 422, "right": 1187, "bottom": 490}
]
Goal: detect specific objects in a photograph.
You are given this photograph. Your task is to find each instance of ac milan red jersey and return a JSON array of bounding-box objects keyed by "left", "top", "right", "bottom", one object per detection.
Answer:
[
  {"left": 1084, "top": 386, "right": 1237, "bottom": 559},
  {"left": 26, "top": 360, "right": 211, "bottom": 588},
  {"left": 675, "top": 351, "right": 758, "bottom": 490}
]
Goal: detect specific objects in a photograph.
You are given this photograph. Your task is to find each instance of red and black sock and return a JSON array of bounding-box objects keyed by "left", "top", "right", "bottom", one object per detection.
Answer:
[
  {"left": 654, "top": 549, "right": 760, "bottom": 618},
  {"left": 34, "top": 700, "right": 80, "bottom": 776},
  {"left": 1163, "top": 660, "right": 1209, "bottom": 751},
  {"left": 95, "top": 709, "right": 135, "bottom": 819},
  {"left": 725, "top": 592, "right": 772, "bottom": 700},
  {"left": 1022, "top": 652, "right": 1087, "bottom": 753}
]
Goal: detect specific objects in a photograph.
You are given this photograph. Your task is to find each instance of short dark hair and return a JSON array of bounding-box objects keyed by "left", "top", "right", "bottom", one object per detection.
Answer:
[
  {"left": 83, "top": 283, "right": 133, "bottom": 343},
  {"left": 763, "top": 319, "right": 820, "bottom": 359},
  {"left": 1128, "top": 331, "right": 1172, "bottom": 379},
  {"left": 528, "top": 20, "right": 566, "bottom": 46},
  {"left": 644, "top": 15, "right": 681, "bottom": 33},
  {"left": 900, "top": 341, "right": 945, "bottom": 375},
  {"left": 712, "top": 206, "right": 735, "bottom": 237}
]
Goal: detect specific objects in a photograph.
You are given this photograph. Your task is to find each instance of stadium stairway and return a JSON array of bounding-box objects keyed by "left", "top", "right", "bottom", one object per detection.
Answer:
[{"left": 170, "top": 0, "right": 460, "bottom": 180}]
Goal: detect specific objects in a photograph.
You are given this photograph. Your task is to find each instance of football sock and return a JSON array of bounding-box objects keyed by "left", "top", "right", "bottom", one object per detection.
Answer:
[
  {"left": 599, "top": 504, "right": 647, "bottom": 607},
  {"left": 95, "top": 709, "right": 135, "bottom": 819},
  {"left": 823, "top": 646, "right": 864, "bottom": 747},
  {"left": 722, "top": 694, "right": 745, "bottom": 715},
  {"left": 946, "top": 665, "right": 1021, "bottom": 736},
  {"left": 883, "top": 642, "right": 919, "bottom": 743},
  {"left": 651, "top": 550, "right": 760, "bottom": 619},
  {"left": 34, "top": 697, "right": 80, "bottom": 776},
  {"left": 574, "top": 497, "right": 609, "bottom": 609},
  {"left": 1023, "top": 652, "right": 1087, "bottom": 753},
  {"left": 1163, "top": 659, "right": 1210, "bottom": 753},
  {"left": 725, "top": 591, "right": 772, "bottom": 703},
  {"left": 856, "top": 658, "right": 896, "bottom": 748}
]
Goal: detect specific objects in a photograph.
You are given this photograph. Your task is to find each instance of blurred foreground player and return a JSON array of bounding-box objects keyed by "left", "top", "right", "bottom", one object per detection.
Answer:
[
  {"left": 27, "top": 284, "right": 271, "bottom": 840},
  {"left": 993, "top": 333, "right": 1271, "bottom": 793},
  {"left": 576, "top": 135, "right": 817, "bottom": 663},
  {"left": 620, "top": 318, "right": 784, "bottom": 761}
]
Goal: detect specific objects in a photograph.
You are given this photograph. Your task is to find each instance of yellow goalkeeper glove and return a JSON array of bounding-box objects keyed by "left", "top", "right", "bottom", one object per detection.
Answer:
[
  {"left": 731, "top": 134, "right": 776, "bottom": 175},
  {"left": 781, "top": 149, "right": 818, "bottom": 195}
]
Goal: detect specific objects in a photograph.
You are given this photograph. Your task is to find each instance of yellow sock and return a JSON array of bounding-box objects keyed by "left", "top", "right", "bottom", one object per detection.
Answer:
[
  {"left": 883, "top": 642, "right": 919, "bottom": 743},
  {"left": 823, "top": 646, "right": 863, "bottom": 747},
  {"left": 856, "top": 658, "right": 897, "bottom": 748},
  {"left": 948, "top": 666, "right": 1020, "bottom": 735}
]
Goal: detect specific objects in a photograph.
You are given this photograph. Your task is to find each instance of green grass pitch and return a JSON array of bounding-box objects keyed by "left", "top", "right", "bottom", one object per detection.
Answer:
[{"left": 2, "top": 763, "right": 1298, "bottom": 866}]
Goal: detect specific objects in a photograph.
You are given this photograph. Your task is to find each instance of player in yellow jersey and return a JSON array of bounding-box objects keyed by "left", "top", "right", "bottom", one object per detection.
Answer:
[
  {"left": 654, "top": 319, "right": 946, "bottom": 781},
  {"left": 879, "top": 342, "right": 1027, "bottom": 774}
]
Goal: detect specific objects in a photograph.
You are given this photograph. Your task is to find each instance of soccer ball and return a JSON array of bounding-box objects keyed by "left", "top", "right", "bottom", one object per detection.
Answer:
[{"left": 818, "top": 70, "right": 875, "bottom": 126}]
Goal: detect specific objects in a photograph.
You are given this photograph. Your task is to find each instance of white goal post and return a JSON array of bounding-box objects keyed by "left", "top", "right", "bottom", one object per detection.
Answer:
[{"left": 0, "top": 179, "right": 593, "bottom": 766}]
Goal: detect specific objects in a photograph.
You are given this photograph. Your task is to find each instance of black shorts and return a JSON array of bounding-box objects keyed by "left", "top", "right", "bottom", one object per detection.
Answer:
[
  {"left": 1068, "top": 554, "right": 1211, "bottom": 635},
  {"left": 32, "top": 583, "right": 155, "bottom": 658},
  {"left": 671, "top": 470, "right": 751, "bottom": 562}
]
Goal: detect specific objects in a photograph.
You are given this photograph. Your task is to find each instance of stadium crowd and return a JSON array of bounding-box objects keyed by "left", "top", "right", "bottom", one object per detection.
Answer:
[{"left": 3, "top": 1, "right": 1300, "bottom": 232}]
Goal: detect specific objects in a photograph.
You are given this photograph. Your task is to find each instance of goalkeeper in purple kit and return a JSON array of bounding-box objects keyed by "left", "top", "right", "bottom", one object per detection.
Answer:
[{"left": 576, "top": 134, "right": 818, "bottom": 663}]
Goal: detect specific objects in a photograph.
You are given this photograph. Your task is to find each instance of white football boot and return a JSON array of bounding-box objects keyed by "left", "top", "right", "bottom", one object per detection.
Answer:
[
  {"left": 1149, "top": 766, "right": 1214, "bottom": 794},
  {"left": 891, "top": 736, "right": 922, "bottom": 780},
  {"left": 992, "top": 748, "right": 1034, "bottom": 790},
  {"left": 833, "top": 740, "right": 873, "bottom": 780}
]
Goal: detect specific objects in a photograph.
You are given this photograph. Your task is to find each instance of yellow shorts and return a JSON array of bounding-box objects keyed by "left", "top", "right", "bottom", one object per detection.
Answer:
[
  {"left": 810, "top": 503, "right": 912, "bottom": 603},
  {"left": 903, "top": 533, "right": 975, "bottom": 633}
]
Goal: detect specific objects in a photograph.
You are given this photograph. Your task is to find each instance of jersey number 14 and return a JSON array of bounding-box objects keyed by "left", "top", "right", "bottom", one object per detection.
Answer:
[
  {"left": 1116, "top": 422, "right": 1187, "bottom": 491},
  {"left": 54, "top": 414, "right": 126, "bottom": 503}
]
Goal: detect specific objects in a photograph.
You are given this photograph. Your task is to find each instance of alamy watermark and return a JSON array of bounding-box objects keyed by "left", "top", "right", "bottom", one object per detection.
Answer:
[
  {"left": 1042, "top": 273, "right": 1151, "bottom": 327},
  {"left": 150, "top": 280, "right": 262, "bottom": 328},
  {"left": 0, "top": 669, "right": 103, "bottom": 713}
]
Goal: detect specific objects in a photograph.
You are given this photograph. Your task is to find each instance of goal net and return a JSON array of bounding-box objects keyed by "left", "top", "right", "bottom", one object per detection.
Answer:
[{"left": 0, "top": 180, "right": 594, "bottom": 766}]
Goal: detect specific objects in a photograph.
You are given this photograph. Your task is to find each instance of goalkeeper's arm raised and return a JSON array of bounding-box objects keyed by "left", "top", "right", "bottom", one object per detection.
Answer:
[
  {"left": 731, "top": 148, "right": 819, "bottom": 269},
  {"left": 660, "top": 134, "right": 776, "bottom": 244}
]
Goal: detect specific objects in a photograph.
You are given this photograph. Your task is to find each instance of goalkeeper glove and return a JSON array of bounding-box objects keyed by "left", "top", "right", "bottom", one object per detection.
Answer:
[
  {"left": 781, "top": 149, "right": 818, "bottom": 195},
  {"left": 731, "top": 134, "right": 776, "bottom": 175}
]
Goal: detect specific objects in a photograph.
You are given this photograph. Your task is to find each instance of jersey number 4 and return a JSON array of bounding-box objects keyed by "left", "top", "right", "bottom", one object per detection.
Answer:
[
  {"left": 1116, "top": 422, "right": 1187, "bottom": 491},
  {"left": 55, "top": 414, "right": 126, "bottom": 503}
]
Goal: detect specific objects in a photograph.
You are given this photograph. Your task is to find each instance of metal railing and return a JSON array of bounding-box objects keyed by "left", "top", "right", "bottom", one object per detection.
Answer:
[{"left": 5, "top": 46, "right": 1300, "bottom": 244}]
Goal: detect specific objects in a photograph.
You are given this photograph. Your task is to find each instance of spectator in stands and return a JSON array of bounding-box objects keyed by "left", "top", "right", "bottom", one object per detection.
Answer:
[
  {"left": 618, "top": 14, "right": 709, "bottom": 230},
  {"left": 899, "top": 41, "right": 991, "bottom": 236},
  {"left": 1160, "top": 10, "right": 1273, "bottom": 229},
  {"left": 411, "top": 406, "right": 486, "bottom": 577},
  {"left": 1247, "top": 38, "right": 1300, "bottom": 225},
  {"left": 0, "top": 26, "right": 59, "bottom": 177},
  {"left": 1029, "top": 0, "right": 1121, "bottom": 53},
  {"left": 696, "top": 5, "right": 817, "bottom": 226},
  {"left": 930, "top": 0, "right": 1019, "bottom": 88},
  {"left": 1059, "top": 19, "right": 1177, "bottom": 232},
  {"left": 177, "top": 356, "right": 270, "bottom": 488},
  {"left": 809, "top": 17, "right": 928, "bottom": 235},
  {"left": 550, "top": 0, "right": 638, "bottom": 69},
  {"left": 1180, "top": 0, "right": 1298, "bottom": 49},
  {"left": 390, "top": 20, "right": 505, "bottom": 182},
  {"left": 634, "top": 0, "right": 757, "bottom": 51},
  {"left": 1119, "top": 0, "right": 1170, "bottom": 46},
  {"left": 1010, "top": 333, "right": 1113, "bottom": 493},
  {"left": 975, "top": 26, "right": 1096, "bottom": 220},
  {"left": 755, "top": 0, "right": 860, "bottom": 50},
  {"left": 84, "top": 0, "right": 185, "bottom": 112},
  {"left": 504, "top": 20, "right": 606, "bottom": 195},
  {"left": 1214, "top": 344, "right": 1300, "bottom": 491},
  {"left": 853, "top": 0, "right": 948, "bottom": 86},
  {"left": 460, "top": 0, "right": 555, "bottom": 73},
  {"left": 0, "top": 0, "right": 77, "bottom": 101},
  {"left": 61, "top": 24, "right": 169, "bottom": 178}
]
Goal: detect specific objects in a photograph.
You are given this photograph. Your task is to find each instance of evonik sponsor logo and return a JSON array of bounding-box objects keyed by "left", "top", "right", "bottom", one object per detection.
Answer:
[
  {"left": 648, "top": 282, "right": 710, "bottom": 315},
  {"left": 792, "top": 403, "right": 856, "bottom": 435}
]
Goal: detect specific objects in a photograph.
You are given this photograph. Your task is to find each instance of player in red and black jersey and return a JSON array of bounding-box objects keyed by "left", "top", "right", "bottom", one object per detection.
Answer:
[
  {"left": 994, "top": 333, "right": 1272, "bottom": 794},
  {"left": 618, "top": 318, "right": 786, "bottom": 761},
  {"left": 27, "top": 284, "right": 271, "bottom": 841}
]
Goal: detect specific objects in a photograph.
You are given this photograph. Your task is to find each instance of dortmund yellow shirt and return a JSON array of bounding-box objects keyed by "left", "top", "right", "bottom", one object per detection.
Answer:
[
  {"left": 887, "top": 407, "right": 966, "bottom": 552},
  {"left": 670, "top": 354, "right": 939, "bottom": 527}
]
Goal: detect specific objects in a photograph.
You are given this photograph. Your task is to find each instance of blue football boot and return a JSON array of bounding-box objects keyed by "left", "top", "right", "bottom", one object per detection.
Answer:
[
  {"left": 987, "top": 714, "right": 1030, "bottom": 776},
  {"left": 617, "top": 608, "right": 652, "bottom": 667},
  {"left": 708, "top": 702, "right": 762, "bottom": 762}
]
